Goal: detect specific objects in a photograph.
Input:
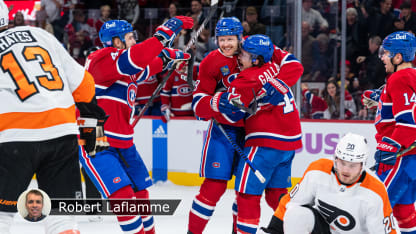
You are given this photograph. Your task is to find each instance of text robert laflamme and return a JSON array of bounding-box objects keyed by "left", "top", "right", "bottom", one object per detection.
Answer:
[{"left": 50, "top": 199, "right": 181, "bottom": 216}]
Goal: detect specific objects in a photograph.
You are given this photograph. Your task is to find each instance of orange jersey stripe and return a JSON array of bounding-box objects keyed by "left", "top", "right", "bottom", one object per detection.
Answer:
[
  {"left": 72, "top": 70, "right": 95, "bottom": 103},
  {"left": 360, "top": 173, "right": 397, "bottom": 234},
  {"left": 0, "top": 105, "right": 76, "bottom": 131}
]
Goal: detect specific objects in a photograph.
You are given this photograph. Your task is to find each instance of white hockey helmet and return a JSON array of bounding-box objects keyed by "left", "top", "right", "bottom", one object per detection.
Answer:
[
  {"left": 335, "top": 133, "right": 369, "bottom": 163},
  {"left": 0, "top": 0, "right": 8, "bottom": 28}
]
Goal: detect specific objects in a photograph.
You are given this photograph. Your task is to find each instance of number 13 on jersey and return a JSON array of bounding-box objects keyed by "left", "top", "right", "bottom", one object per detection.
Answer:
[{"left": 1, "top": 46, "right": 63, "bottom": 101}]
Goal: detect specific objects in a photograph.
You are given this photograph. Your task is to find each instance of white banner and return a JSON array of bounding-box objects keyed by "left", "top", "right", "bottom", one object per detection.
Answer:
[{"left": 134, "top": 118, "right": 377, "bottom": 179}]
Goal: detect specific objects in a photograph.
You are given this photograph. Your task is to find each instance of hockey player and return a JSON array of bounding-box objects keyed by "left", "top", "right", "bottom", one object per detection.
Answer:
[
  {"left": 80, "top": 17, "right": 193, "bottom": 234},
  {"left": 222, "top": 34, "right": 302, "bottom": 233},
  {"left": 160, "top": 62, "right": 197, "bottom": 122},
  {"left": 371, "top": 31, "right": 416, "bottom": 234},
  {"left": 189, "top": 17, "right": 245, "bottom": 234},
  {"left": 0, "top": 0, "right": 108, "bottom": 233},
  {"left": 261, "top": 133, "right": 397, "bottom": 234}
]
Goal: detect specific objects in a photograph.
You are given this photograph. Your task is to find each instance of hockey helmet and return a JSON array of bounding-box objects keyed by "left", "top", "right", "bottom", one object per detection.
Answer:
[
  {"left": 99, "top": 20, "right": 133, "bottom": 48},
  {"left": 379, "top": 31, "right": 416, "bottom": 62},
  {"left": 0, "top": 0, "right": 9, "bottom": 28},
  {"left": 241, "top": 34, "right": 274, "bottom": 63},
  {"left": 215, "top": 17, "right": 243, "bottom": 40},
  {"left": 335, "top": 133, "right": 369, "bottom": 163}
]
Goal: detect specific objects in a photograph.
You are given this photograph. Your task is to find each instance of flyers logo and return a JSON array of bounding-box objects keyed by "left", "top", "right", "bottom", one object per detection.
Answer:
[{"left": 317, "top": 199, "right": 356, "bottom": 231}]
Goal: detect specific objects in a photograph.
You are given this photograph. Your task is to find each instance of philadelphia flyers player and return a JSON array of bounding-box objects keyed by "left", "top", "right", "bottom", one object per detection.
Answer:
[
  {"left": 371, "top": 31, "right": 416, "bottom": 234},
  {"left": 0, "top": 0, "right": 107, "bottom": 233},
  {"left": 262, "top": 133, "right": 397, "bottom": 234},
  {"left": 80, "top": 17, "right": 192, "bottom": 234}
]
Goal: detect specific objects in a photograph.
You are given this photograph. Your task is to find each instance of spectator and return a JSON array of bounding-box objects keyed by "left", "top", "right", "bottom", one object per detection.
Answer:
[
  {"left": 242, "top": 6, "right": 266, "bottom": 36},
  {"left": 368, "top": 0, "right": 395, "bottom": 39},
  {"left": 94, "top": 5, "right": 111, "bottom": 34},
  {"left": 300, "top": 21, "right": 317, "bottom": 81},
  {"left": 310, "top": 33, "right": 334, "bottom": 81},
  {"left": 322, "top": 79, "right": 356, "bottom": 119},
  {"left": 163, "top": 2, "right": 179, "bottom": 23},
  {"left": 11, "top": 11, "right": 24, "bottom": 27},
  {"left": 92, "top": 4, "right": 111, "bottom": 46},
  {"left": 400, "top": 2, "right": 416, "bottom": 33},
  {"left": 187, "top": 0, "right": 205, "bottom": 26},
  {"left": 356, "top": 35, "right": 386, "bottom": 89},
  {"left": 302, "top": 0, "right": 328, "bottom": 36},
  {"left": 116, "top": 0, "right": 139, "bottom": 26},
  {"left": 260, "top": 0, "right": 287, "bottom": 47},
  {"left": 35, "top": 9, "right": 54, "bottom": 35},
  {"left": 346, "top": 7, "right": 368, "bottom": 74},
  {"left": 40, "top": 0, "right": 73, "bottom": 42},
  {"left": 68, "top": 30, "right": 93, "bottom": 66},
  {"left": 64, "top": 9, "right": 97, "bottom": 48}
]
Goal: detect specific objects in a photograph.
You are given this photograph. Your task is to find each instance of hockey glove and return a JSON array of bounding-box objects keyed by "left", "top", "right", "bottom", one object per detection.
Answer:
[
  {"left": 210, "top": 92, "right": 246, "bottom": 122},
  {"left": 154, "top": 16, "right": 194, "bottom": 47},
  {"left": 258, "top": 79, "right": 289, "bottom": 106},
  {"left": 158, "top": 48, "right": 191, "bottom": 71},
  {"left": 374, "top": 136, "right": 400, "bottom": 175},
  {"left": 161, "top": 104, "right": 174, "bottom": 123},
  {"left": 78, "top": 116, "right": 109, "bottom": 156},
  {"left": 361, "top": 89, "right": 381, "bottom": 109}
]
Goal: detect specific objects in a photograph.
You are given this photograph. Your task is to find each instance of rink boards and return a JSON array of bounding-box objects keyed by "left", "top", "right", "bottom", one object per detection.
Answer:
[{"left": 133, "top": 117, "right": 377, "bottom": 188}]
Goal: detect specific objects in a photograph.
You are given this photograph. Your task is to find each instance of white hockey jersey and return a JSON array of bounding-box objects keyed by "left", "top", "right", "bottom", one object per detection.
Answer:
[
  {"left": 0, "top": 26, "right": 95, "bottom": 143},
  {"left": 274, "top": 158, "right": 397, "bottom": 234}
]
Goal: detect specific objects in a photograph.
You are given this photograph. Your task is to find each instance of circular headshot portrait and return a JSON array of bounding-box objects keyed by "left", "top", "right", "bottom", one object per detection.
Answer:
[{"left": 17, "top": 188, "right": 51, "bottom": 222}]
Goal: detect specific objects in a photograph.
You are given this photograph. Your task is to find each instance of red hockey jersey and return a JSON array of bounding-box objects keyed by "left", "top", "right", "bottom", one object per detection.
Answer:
[
  {"left": 86, "top": 37, "right": 163, "bottom": 148},
  {"left": 229, "top": 62, "right": 302, "bottom": 151},
  {"left": 161, "top": 66, "right": 198, "bottom": 116},
  {"left": 375, "top": 68, "right": 416, "bottom": 155},
  {"left": 192, "top": 49, "right": 243, "bottom": 126}
]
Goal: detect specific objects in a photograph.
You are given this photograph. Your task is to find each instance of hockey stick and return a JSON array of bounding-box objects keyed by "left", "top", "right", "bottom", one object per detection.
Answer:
[
  {"left": 370, "top": 141, "right": 416, "bottom": 171},
  {"left": 212, "top": 119, "right": 266, "bottom": 183},
  {"left": 132, "top": 0, "right": 222, "bottom": 126}
]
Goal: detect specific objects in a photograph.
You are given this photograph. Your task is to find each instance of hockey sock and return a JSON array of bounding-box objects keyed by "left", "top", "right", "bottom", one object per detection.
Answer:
[
  {"left": 44, "top": 216, "right": 80, "bottom": 234},
  {"left": 109, "top": 185, "right": 144, "bottom": 234},
  {"left": 394, "top": 204, "right": 416, "bottom": 233},
  {"left": 188, "top": 178, "right": 228, "bottom": 234},
  {"left": 265, "top": 188, "right": 288, "bottom": 210},
  {"left": 135, "top": 189, "right": 155, "bottom": 234},
  {"left": 236, "top": 192, "right": 261, "bottom": 234},
  {"left": 0, "top": 211, "right": 13, "bottom": 234},
  {"left": 232, "top": 194, "right": 238, "bottom": 234}
]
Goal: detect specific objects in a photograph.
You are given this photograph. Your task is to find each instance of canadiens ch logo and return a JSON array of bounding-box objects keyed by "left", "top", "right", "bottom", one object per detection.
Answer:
[
  {"left": 220, "top": 66, "right": 230, "bottom": 76},
  {"left": 177, "top": 84, "right": 192, "bottom": 96},
  {"left": 317, "top": 199, "right": 356, "bottom": 231},
  {"left": 113, "top": 177, "right": 121, "bottom": 183},
  {"left": 212, "top": 162, "right": 220, "bottom": 168},
  {"left": 127, "top": 83, "right": 137, "bottom": 108}
]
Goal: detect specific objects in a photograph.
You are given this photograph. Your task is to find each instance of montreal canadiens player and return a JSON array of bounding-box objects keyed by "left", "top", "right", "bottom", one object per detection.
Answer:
[
  {"left": 220, "top": 34, "right": 302, "bottom": 233},
  {"left": 369, "top": 31, "right": 416, "bottom": 234},
  {"left": 262, "top": 133, "right": 396, "bottom": 234},
  {"left": 189, "top": 17, "right": 246, "bottom": 234},
  {"left": 80, "top": 17, "right": 193, "bottom": 234}
]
